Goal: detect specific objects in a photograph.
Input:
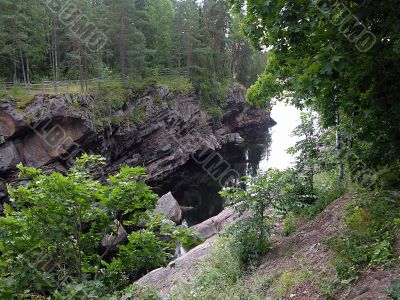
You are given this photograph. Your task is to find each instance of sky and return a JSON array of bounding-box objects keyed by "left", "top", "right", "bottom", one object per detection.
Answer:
[{"left": 259, "top": 102, "right": 302, "bottom": 171}]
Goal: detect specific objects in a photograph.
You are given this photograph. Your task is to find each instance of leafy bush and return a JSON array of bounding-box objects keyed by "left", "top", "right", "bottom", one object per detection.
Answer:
[
  {"left": 90, "top": 81, "right": 127, "bottom": 112},
  {"left": 388, "top": 279, "right": 400, "bottom": 300},
  {"left": 129, "top": 105, "right": 146, "bottom": 124},
  {"left": 158, "top": 76, "right": 193, "bottom": 94},
  {"left": 0, "top": 155, "right": 197, "bottom": 299},
  {"left": 118, "top": 284, "right": 160, "bottom": 300},
  {"left": 207, "top": 106, "right": 223, "bottom": 121},
  {"left": 300, "top": 183, "right": 347, "bottom": 219},
  {"left": 327, "top": 191, "right": 400, "bottom": 281},
  {"left": 221, "top": 170, "right": 289, "bottom": 264},
  {"left": 225, "top": 220, "right": 271, "bottom": 266},
  {"left": 282, "top": 214, "right": 297, "bottom": 236}
]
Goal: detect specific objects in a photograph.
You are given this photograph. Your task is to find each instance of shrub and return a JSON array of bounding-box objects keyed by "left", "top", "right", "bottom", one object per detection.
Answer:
[
  {"left": 282, "top": 214, "right": 297, "bottom": 236},
  {"left": 327, "top": 191, "right": 400, "bottom": 281},
  {"left": 207, "top": 106, "right": 223, "bottom": 121},
  {"left": 388, "top": 279, "right": 400, "bottom": 300},
  {"left": 158, "top": 76, "right": 193, "bottom": 94},
  {"left": 221, "top": 170, "right": 288, "bottom": 264},
  {"left": 129, "top": 105, "right": 146, "bottom": 124},
  {"left": 0, "top": 155, "right": 197, "bottom": 298}
]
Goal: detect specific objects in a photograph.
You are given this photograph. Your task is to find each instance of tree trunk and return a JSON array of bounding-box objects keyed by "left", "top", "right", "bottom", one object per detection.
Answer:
[
  {"left": 349, "top": 110, "right": 356, "bottom": 150},
  {"left": 84, "top": 49, "right": 88, "bottom": 93},
  {"left": 20, "top": 50, "right": 27, "bottom": 88},
  {"left": 13, "top": 54, "right": 17, "bottom": 85},
  {"left": 51, "top": 18, "right": 59, "bottom": 93},
  {"left": 336, "top": 110, "right": 344, "bottom": 183},
  {"left": 79, "top": 46, "right": 84, "bottom": 93},
  {"left": 119, "top": 8, "right": 126, "bottom": 81},
  {"left": 26, "top": 56, "right": 30, "bottom": 91}
]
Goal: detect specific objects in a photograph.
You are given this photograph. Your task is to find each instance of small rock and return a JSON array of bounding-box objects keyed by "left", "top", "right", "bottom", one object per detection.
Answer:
[{"left": 101, "top": 220, "right": 128, "bottom": 249}]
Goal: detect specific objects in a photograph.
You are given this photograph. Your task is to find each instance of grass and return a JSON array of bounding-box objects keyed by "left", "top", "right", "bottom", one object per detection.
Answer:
[
  {"left": 129, "top": 106, "right": 146, "bottom": 125},
  {"left": 169, "top": 237, "right": 264, "bottom": 300},
  {"left": 1, "top": 83, "right": 101, "bottom": 109},
  {"left": 297, "top": 171, "right": 348, "bottom": 220},
  {"left": 158, "top": 76, "right": 193, "bottom": 94},
  {"left": 273, "top": 269, "right": 312, "bottom": 299},
  {"left": 1, "top": 75, "right": 193, "bottom": 110},
  {"left": 326, "top": 190, "right": 400, "bottom": 282}
]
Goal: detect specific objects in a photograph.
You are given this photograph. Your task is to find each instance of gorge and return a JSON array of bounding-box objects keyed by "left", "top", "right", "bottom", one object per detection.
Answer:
[{"left": 0, "top": 84, "right": 276, "bottom": 218}]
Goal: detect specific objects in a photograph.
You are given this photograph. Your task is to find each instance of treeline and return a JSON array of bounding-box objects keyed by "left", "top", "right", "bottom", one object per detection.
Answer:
[{"left": 0, "top": 0, "right": 266, "bottom": 100}]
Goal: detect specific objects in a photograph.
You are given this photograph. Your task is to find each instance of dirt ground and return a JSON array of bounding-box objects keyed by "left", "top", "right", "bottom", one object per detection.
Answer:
[{"left": 250, "top": 194, "right": 400, "bottom": 300}]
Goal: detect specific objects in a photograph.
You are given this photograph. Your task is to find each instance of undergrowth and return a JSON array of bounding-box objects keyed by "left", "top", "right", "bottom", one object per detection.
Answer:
[
  {"left": 327, "top": 190, "right": 400, "bottom": 282},
  {"left": 169, "top": 237, "right": 271, "bottom": 300}
]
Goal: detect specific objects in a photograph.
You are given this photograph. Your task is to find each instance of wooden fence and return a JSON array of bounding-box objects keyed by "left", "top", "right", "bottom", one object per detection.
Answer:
[{"left": 1, "top": 69, "right": 189, "bottom": 95}]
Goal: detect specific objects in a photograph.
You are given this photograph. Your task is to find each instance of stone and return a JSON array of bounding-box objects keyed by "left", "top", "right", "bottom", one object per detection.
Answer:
[
  {"left": 101, "top": 221, "right": 128, "bottom": 249},
  {"left": 224, "top": 132, "right": 245, "bottom": 144},
  {"left": 0, "top": 85, "right": 276, "bottom": 209},
  {"left": 155, "top": 192, "right": 182, "bottom": 224},
  {"left": 135, "top": 207, "right": 239, "bottom": 298},
  {"left": 194, "top": 207, "right": 237, "bottom": 239}
]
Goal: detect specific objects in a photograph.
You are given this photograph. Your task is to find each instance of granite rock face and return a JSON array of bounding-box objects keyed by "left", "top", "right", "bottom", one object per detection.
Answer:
[
  {"left": 0, "top": 85, "right": 276, "bottom": 210},
  {"left": 134, "top": 207, "right": 238, "bottom": 299}
]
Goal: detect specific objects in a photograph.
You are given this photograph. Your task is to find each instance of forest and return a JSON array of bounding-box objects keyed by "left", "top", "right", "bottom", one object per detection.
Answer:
[
  {"left": 0, "top": 0, "right": 265, "bottom": 104},
  {"left": 0, "top": 0, "right": 400, "bottom": 299}
]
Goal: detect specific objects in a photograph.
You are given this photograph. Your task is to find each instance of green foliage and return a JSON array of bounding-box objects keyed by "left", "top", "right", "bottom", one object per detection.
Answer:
[
  {"left": 327, "top": 191, "right": 400, "bottom": 281},
  {"left": 90, "top": 81, "right": 126, "bottom": 113},
  {"left": 0, "top": 0, "right": 263, "bottom": 114},
  {"left": 273, "top": 270, "right": 311, "bottom": 299},
  {"left": 247, "top": 71, "right": 276, "bottom": 110},
  {"left": 0, "top": 155, "right": 197, "bottom": 299},
  {"left": 282, "top": 214, "right": 297, "bottom": 237},
  {"left": 221, "top": 170, "right": 289, "bottom": 263},
  {"left": 299, "top": 171, "right": 348, "bottom": 219},
  {"left": 206, "top": 106, "right": 223, "bottom": 121},
  {"left": 119, "top": 284, "right": 160, "bottom": 300},
  {"left": 287, "top": 112, "right": 321, "bottom": 198},
  {"left": 388, "top": 279, "right": 400, "bottom": 300},
  {"left": 227, "top": 0, "right": 400, "bottom": 173},
  {"left": 158, "top": 76, "right": 193, "bottom": 94},
  {"left": 129, "top": 105, "right": 146, "bottom": 125}
]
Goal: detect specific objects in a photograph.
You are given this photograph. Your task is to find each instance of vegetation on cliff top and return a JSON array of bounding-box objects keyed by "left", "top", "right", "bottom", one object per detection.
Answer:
[{"left": 0, "top": 0, "right": 266, "bottom": 112}]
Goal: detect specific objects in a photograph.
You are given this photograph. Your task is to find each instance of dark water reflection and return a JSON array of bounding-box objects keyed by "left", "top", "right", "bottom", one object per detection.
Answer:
[{"left": 152, "top": 131, "right": 272, "bottom": 226}]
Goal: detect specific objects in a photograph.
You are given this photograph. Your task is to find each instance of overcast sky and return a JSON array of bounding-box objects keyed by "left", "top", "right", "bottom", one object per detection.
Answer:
[{"left": 259, "top": 102, "right": 302, "bottom": 171}]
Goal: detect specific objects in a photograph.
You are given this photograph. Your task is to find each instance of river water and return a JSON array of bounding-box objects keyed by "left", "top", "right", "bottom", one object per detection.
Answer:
[{"left": 154, "top": 103, "right": 301, "bottom": 226}]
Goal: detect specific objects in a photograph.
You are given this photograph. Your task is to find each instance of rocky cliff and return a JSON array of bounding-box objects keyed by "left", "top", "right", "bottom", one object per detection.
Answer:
[{"left": 0, "top": 84, "right": 275, "bottom": 210}]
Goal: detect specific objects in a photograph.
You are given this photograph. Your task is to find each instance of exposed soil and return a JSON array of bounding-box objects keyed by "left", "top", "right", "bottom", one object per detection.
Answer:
[{"left": 252, "top": 193, "right": 400, "bottom": 300}]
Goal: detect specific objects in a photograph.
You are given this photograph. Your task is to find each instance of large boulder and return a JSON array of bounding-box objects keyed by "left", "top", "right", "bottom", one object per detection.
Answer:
[
  {"left": 135, "top": 207, "right": 239, "bottom": 298},
  {"left": 194, "top": 207, "right": 236, "bottom": 239},
  {"left": 155, "top": 192, "right": 182, "bottom": 224}
]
